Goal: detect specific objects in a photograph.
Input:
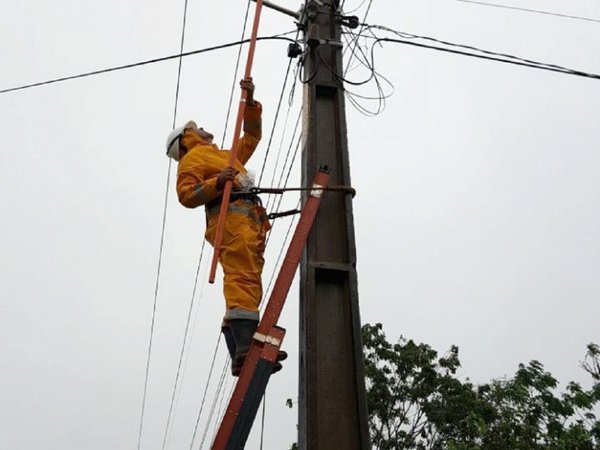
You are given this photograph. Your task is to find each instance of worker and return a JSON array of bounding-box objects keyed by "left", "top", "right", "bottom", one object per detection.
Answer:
[{"left": 165, "top": 78, "right": 286, "bottom": 376}]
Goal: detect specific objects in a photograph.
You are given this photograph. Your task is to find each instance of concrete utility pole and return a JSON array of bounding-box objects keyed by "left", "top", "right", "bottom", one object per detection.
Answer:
[
  {"left": 299, "top": 1, "right": 370, "bottom": 449},
  {"left": 252, "top": 0, "right": 370, "bottom": 447}
]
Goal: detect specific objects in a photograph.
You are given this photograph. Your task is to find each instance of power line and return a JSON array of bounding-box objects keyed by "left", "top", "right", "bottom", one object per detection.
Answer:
[
  {"left": 0, "top": 34, "right": 296, "bottom": 95},
  {"left": 342, "top": 24, "right": 600, "bottom": 82},
  {"left": 188, "top": 332, "right": 224, "bottom": 450},
  {"left": 137, "top": 0, "right": 191, "bottom": 448},
  {"left": 448, "top": 0, "right": 600, "bottom": 24},
  {"left": 257, "top": 29, "right": 301, "bottom": 186},
  {"left": 343, "top": 0, "right": 374, "bottom": 75},
  {"left": 370, "top": 25, "right": 600, "bottom": 76},
  {"left": 198, "top": 360, "right": 230, "bottom": 449},
  {"left": 160, "top": 241, "right": 207, "bottom": 450},
  {"left": 375, "top": 37, "right": 600, "bottom": 80}
]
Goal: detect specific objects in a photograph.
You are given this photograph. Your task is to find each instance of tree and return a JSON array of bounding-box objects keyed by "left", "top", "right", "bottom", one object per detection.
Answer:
[{"left": 362, "top": 323, "right": 600, "bottom": 450}]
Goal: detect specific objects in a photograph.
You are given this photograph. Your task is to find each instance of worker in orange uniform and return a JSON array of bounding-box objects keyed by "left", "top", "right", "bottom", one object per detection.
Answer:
[{"left": 165, "top": 78, "right": 286, "bottom": 376}]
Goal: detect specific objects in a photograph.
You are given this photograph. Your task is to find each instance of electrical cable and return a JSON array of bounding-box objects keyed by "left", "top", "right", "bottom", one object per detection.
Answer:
[
  {"left": 371, "top": 25, "right": 591, "bottom": 74},
  {"left": 211, "top": 374, "right": 234, "bottom": 445},
  {"left": 137, "top": 0, "right": 190, "bottom": 447},
  {"left": 257, "top": 29, "right": 301, "bottom": 186},
  {"left": 344, "top": 0, "right": 369, "bottom": 15},
  {"left": 270, "top": 128, "right": 302, "bottom": 221},
  {"left": 325, "top": 30, "right": 394, "bottom": 115},
  {"left": 188, "top": 332, "right": 224, "bottom": 450},
  {"left": 343, "top": 0, "right": 374, "bottom": 76},
  {"left": 259, "top": 393, "right": 266, "bottom": 450},
  {"left": 448, "top": 0, "right": 600, "bottom": 24},
  {"left": 0, "top": 34, "right": 297, "bottom": 95},
  {"left": 259, "top": 88, "right": 297, "bottom": 192},
  {"left": 265, "top": 108, "right": 302, "bottom": 212},
  {"left": 198, "top": 360, "right": 229, "bottom": 449},
  {"left": 375, "top": 37, "right": 600, "bottom": 80},
  {"left": 213, "top": 370, "right": 235, "bottom": 439},
  {"left": 160, "top": 240, "right": 207, "bottom": 450}
]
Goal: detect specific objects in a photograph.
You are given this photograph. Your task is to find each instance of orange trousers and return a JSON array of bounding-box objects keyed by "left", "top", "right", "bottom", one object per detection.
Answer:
[{"left": 205, "top": 199, "right": 270, "bottom": 321}]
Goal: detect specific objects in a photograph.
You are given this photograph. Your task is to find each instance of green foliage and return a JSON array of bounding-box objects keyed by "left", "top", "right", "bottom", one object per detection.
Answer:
[{"left": 362, "top": 323, "right": 600, "bottom": 450}]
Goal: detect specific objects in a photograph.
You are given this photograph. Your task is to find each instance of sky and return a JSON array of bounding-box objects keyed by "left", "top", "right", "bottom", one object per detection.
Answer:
[{"left": 1, "top": 0, "right": 599, "bottom": 449}]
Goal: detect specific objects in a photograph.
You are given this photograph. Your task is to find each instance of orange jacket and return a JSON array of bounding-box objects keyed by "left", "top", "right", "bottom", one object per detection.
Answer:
[{"left": 176, "top": 102, "right": 262, "bottom": 209}]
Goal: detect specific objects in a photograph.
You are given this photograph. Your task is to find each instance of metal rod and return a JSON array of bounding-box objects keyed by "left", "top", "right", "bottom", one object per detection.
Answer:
[
  {"left": 209, "top": 0, "right": 265, "bottom": 283},
  {"left": 251, "top": 0, "right": 300, "bottom": 19}
]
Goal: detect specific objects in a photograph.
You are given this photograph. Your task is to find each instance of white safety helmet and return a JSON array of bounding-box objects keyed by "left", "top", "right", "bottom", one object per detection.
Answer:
[{"left": 166, "top": 120, "right": 197, "bottom": 161}]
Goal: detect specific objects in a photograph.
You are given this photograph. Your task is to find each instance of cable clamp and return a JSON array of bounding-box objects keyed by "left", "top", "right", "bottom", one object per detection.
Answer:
[
  {"left": 253, "top": 332, "right": 282, "bottom": 347},
  {"left": 339, "top": 15, "right": 360, "bottom": 29}
]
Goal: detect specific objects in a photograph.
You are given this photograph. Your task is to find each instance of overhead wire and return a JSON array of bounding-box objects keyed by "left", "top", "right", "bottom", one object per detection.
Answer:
[
  {"left": 0, "top": 34, "right": 297, "bottom": 95},
  {"left": 338, "top": 1, "right": 399, "bottom": 115},
  {"left": 372, "top": 25, "right": 596, "bottom": 74},
  {"left": 448, "top": 0, "right": 600, "bottom": 24},
  {"left": 271, "top": 127, "right": 302, "bottom": 214},
  {"left": 171, "top": 251, "right": 214, "bottom": 443},
  {"left": 210, "top": 374, "right": 235, "bottom": 446},
  {"left": 342, "top": 0, "right": 374, "bottom": 75},
  {"left": 336, "top": 22, "right": 600, "bottom": 100},
  {"left": 257, "top": 29, "right": 302, "bottom": 186},
  {"left": 259, "top": 90, "right": 297, "bottom": 195},
  {"left": 137, "top": 0, "right": 190, "bottom": 447},
  {"left": 265, "top": 108, "right": 303, "bottom": 213},
  {"left": 344, "top": 0, "right": 369, "bottom": 15},
  {"left": 338, "top": 29, "right": 394, "bottom": 115},
  {"left": 259, "top": 394, "right": 267, "bottom": 450},
  {"left": 188, "top": 332, "right": 225, "bottom": 450},
  {"left": 198, "top": 360, "right": 230, "bottom": 449},
  {"left": 160, "top": 241, "right": 207, "bottom": 450},
  {"left": 375, "top": 36, "right": 600, "bottom": 80}
]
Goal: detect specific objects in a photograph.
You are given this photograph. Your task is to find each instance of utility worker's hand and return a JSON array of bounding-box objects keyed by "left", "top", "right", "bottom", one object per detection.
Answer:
[
  {"left": 240, "top": 77, "right": 256, "bottom": 106},
  {"left": 216, "top": 167, "right": 239, "bottom": 190}
]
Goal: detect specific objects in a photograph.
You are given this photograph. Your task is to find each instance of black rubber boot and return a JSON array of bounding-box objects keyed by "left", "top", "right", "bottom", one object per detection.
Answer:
[
  {"left": 221, "top": 324, "right": 237, "bottom": 375},
  {"left": 229, "top": 319, "right": 289, "bottom": 376},
  {"left": 229, "top": 319, "right": 259, "bottom": 377}
]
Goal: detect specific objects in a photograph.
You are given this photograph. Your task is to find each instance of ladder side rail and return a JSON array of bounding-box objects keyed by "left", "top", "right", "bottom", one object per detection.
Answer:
[{"left": 211, "top": 167, "right": 331, "bottom": 449}]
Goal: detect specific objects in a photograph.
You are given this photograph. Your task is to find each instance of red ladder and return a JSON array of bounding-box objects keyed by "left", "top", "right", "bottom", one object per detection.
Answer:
[{"left": 211, "top": 167, "right": 331, "bottom": 450}]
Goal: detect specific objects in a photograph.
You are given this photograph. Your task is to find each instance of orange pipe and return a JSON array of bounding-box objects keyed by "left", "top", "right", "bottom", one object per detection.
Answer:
[{"left": 209, "top": 0, "right": 265, "bottom": 284}]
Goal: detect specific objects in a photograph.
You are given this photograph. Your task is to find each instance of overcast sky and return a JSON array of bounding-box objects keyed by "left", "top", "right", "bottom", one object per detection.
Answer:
[{"left": 1, "top": 0, "right": 599, "bottom": 449}]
